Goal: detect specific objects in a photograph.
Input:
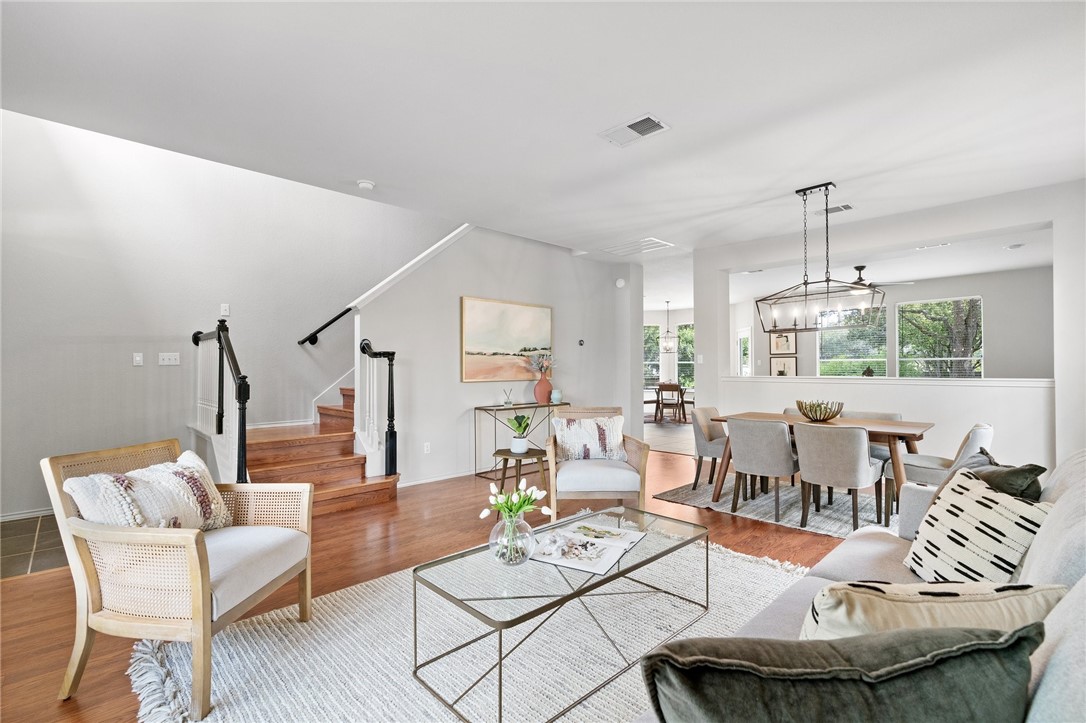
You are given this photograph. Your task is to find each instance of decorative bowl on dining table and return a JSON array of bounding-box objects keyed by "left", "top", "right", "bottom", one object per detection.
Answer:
[{"left": 796, "top": 399, "right": 844, "bottom": 422}]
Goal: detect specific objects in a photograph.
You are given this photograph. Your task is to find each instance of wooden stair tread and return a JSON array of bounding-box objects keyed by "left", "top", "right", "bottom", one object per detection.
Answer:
[
  {"left": 316, "top": 405, "right": 352, "bottom": 419},
  {"left": 313, "top": 475, "right": 398, "bottom": 501},
  {"left": 248, "top": 453, "right": 364, "bottom": 474},
  {"left": 247, "top": 425, "right": 353, "bottom": 445}
]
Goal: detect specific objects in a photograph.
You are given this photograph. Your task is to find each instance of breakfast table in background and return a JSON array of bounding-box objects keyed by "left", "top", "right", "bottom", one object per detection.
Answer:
[{"left": 710, "top": 412, "right": 935, "bottom": 516}]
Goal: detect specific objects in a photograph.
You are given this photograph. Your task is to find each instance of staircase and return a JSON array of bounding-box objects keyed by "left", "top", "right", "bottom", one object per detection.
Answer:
[{"left": 246, "top": 387, "right": 398, "bottom": 515}]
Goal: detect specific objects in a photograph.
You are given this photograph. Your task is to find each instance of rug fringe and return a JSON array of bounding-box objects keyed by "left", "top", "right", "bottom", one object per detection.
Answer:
[{"left": 128, "top": 639, "right": 188, "bottom": 723}]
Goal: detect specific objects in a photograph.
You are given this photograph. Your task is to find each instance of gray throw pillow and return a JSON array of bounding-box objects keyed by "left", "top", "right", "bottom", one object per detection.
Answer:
[
  {"left": 642, "top": 624, "right": 1043, "bottom": 723},
  {"left": 973, "top": 463, "right": 1046, "bottom": 501}
]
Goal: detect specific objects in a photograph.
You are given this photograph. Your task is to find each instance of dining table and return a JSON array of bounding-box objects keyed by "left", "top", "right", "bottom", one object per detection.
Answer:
[{"left": 709, "top": 412, "right": 935, "bottom": 515}]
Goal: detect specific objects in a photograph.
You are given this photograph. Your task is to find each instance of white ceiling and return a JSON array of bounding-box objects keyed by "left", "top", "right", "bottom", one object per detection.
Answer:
[{"left": 3, "top": 3, "right": 1083, "bottom": 298}]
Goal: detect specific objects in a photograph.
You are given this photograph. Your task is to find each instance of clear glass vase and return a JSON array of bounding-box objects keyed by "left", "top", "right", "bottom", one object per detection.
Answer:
[{"left": 488, "top": 513, "right": 536, "bottom": 566}]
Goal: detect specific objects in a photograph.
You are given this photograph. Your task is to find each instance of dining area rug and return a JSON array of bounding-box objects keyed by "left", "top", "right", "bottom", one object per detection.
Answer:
[{"left": 655, "top": 475, "right": 899, "bottom": 539}]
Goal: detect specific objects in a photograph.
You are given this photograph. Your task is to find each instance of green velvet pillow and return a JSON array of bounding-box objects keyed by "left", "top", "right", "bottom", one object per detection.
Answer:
[
  {"left": 973, "top": 463, "right": 1046, "bottom": 501},
  {"left": 641, "top": 624, "right": 1043, "bottom": 723}
]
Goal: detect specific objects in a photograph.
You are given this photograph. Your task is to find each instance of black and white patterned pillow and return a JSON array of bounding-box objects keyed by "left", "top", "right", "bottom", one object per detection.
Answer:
[{"left": 906, "top": 469, "right": 1052, "bottom": 583}]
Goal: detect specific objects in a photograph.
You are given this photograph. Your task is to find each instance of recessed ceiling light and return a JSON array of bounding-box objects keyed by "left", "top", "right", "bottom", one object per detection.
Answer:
[
  {"left": 356, "top": 179, "right": 376, "bottom": 191},
  {"left": 1004, "top": 243, "right": 1026, "bottom": 250},
  {"left": 914, "top": 242, "right": 951, "bottom": 251}
]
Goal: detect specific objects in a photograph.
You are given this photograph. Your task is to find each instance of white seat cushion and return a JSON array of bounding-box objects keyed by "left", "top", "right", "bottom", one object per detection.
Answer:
[
  {"left": 204, "top": 526, "right": 309, "bottom": 620},
  {"left": 555, "top": 459, "right": 640, "bottom": 494}
]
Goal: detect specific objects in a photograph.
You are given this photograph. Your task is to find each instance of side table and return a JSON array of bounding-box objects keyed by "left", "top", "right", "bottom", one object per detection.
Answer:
[{"left": 492, "top": 448, "right": 547, "bottom": 492}]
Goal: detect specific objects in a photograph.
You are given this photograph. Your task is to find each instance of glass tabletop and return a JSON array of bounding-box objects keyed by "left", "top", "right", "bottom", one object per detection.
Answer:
[{"left": 413, "top": 507, "right": 707, "bottom": 629}]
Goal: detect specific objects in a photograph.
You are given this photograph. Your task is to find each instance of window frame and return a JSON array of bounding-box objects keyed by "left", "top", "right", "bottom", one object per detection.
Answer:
[
  {"left": 815, "top": 309, "right": 888, "bottom": 378},
  {"left": 896, "top": 295, "right": 984, "bottom": 379},
  {"left": 643, "top": 324, "right": 661, "bottom": 388}
]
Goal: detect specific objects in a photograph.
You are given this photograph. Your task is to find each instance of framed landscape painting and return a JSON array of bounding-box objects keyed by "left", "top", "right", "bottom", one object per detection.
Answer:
[{"left": 461, "top": 297, "right": 552, "bottom": 382}]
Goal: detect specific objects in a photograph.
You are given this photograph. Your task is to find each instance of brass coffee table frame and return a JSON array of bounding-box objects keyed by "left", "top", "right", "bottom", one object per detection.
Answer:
[{"left": 412, "top": 508, "right": 709, "bottom": 722}]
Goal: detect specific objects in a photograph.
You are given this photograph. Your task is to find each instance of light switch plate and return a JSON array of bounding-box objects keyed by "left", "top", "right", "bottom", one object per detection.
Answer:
[
  {"left": 132, "top": 353, "right": 143, "bottom": 367},
  {"left": 220, "top": 303, "right": 230, "bottom": 316},
  {"left": 159, "top": 352, "right": 180, "bottom": 366}
]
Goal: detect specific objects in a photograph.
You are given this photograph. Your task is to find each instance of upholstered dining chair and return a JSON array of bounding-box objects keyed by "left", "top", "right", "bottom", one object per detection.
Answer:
[
  {"left": 727, "top": 418, "right": 800, "bottom": 522},
  {"left": 793, "top": 423, "right": 887, "bottom": 530},
  {"left": 545, "top": 407, "right": 649, "bottom": 522},
  {"left": 885, "top": 423, "right": 994, "bottom": 487},
  {"left": 691, "top": 407, "right": 728, "bottom": 490},
  {"left": 840, "top": 410, "right": 903, "bottom": 468},
  {"left": 41, "top": 439, "right": 313, "bottom": 720}
]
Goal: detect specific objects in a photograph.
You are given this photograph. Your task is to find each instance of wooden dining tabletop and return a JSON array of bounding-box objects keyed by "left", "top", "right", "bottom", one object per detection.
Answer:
[{"left": 709, "top": 412, "right": 935, "bottom": 506}]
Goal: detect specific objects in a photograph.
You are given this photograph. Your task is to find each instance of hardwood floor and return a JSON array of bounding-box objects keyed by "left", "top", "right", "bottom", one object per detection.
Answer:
[{"left": 0, "top": 451, "right": 839, "bottom": 722}]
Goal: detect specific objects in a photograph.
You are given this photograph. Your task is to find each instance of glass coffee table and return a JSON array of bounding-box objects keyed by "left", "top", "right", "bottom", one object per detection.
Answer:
[{"left": 413, "top": 507, "right": 708, "bottom": 722}]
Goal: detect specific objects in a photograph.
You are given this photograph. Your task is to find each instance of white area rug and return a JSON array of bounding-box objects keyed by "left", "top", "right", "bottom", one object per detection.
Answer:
[
  {"left": 655, "top": 475, "right": 899, "bottom": 539},
  {"left": 129, "top": 542, "right": 806, "bottom": 722}
]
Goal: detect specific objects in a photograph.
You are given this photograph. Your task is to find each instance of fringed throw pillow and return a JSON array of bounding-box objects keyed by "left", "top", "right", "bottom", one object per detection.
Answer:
[
  {"left": 906, "top": 469, "right": 1051, "bottom": 583},
  {"left": 552, "top": 416, "right": 627, "bottom": 462},
  {"left": 63, "top": 450, "right": 232, "bottom": 530}
]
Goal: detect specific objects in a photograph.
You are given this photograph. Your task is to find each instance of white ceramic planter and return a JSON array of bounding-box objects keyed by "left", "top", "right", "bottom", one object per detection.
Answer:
[{"left": 510, "top": 436, "right": 529, "bottom": 454}]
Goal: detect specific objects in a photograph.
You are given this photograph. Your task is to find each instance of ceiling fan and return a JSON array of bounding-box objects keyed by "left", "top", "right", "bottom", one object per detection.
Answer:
[{"left": 850, "top": 265, "right": 914, "bottom": 292}]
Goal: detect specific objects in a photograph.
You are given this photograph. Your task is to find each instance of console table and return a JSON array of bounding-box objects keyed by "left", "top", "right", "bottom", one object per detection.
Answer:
[{"left": 473, "top": 401, "right": 569, "bottom": 480}]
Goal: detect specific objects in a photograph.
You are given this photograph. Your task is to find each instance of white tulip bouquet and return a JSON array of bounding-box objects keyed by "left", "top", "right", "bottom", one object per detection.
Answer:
[{"left": 479, "top": 478, "right": 552, "bottom": 521}]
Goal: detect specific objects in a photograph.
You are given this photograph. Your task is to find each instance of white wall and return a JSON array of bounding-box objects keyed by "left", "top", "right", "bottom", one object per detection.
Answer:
[
  {"left": 697, "top": 181, "right": 1084, "bottom": 460},
  {"left": 1, "top": 111, "right": 460, "bottom": 515},
  {"left": 355, "top": 227, "right": 634, "bottom": 484},
  {"left": 739, "top": 266, "right": 1054, "bottom": 379},
  {"left": 719, "top": 377, "right": 1055, "bottom": 471}
]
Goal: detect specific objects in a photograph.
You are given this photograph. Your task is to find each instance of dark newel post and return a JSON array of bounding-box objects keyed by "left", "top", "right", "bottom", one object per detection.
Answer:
[
  {"left": 216, "top": 319, "right": 228, "bottom": 435},
  {"left": 236, "top": 375, "right": 249, "bottom": 483},
  {"left": 385, "top": 353, "right": 397, "bottom": 475}
]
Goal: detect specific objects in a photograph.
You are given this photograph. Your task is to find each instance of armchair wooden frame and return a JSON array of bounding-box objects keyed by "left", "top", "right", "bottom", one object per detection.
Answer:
[
  {"left": 545, "top": 407, "right": 650, "bottom": 522},
  {"left": 41, "top": 439, "right": 313, "bottom": 721}
]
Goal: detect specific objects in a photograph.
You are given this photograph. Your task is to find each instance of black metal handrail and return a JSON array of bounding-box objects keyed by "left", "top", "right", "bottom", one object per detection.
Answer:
[
  {"left": 192, "top": 319, "right": 249, "bottom": 483},
  {"left": 298, "top": 308, "right": 352, "bottom": 346},
  {"left": 360, "top": 339, "right": 397, "bottom": 475}
]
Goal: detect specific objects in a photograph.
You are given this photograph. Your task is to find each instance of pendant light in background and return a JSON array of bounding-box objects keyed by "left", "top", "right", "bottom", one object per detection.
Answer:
[{"left": 661, "top": 300, "right": 677, "bottom": 354}]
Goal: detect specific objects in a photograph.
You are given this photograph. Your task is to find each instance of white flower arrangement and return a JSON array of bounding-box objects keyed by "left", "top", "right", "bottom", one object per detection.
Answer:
[{"left": 479, "top": 478, "right": 552, "bottom": 520}]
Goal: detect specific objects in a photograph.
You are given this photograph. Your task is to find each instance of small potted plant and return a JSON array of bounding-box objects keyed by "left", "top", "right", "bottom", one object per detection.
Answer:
[{"left": 506, "top": 413, "right": 531, "bottom": 453}]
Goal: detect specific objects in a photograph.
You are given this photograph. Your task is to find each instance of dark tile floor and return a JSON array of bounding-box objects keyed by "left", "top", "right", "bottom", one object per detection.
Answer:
[{"left": 1, "top": 514, "right": 68, "bottom": 578}]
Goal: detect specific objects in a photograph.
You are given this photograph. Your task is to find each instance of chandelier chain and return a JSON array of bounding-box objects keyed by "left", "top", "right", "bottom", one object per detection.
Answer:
[{"left": 802, "top": 192, "right": 808, "bottom": 283}]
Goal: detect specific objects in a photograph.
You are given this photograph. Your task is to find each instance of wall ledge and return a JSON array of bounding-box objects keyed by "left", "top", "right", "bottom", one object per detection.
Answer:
[{"left": 724, "top": 377, "right": 1054, "bottom": 389}]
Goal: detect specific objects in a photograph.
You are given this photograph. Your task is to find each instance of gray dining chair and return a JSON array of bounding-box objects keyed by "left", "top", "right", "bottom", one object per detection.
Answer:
[
  {"left": 793, "top": 422, "right": 886, "bottom": 530},
  {"left": 727, "top": 418, "right": 800, "bottom": 522},
  {"left": 691, "top": 407, "right": 727, "bottom": 490},
  {"left": 840, "top": 410, "right": 903, "bottom": 468},
  {"left": 885, "top": 423, "right": 994, "bottom": 487}
]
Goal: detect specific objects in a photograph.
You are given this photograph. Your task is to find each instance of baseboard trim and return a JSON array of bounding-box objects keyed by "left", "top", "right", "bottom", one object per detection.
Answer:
[{"left": 1, "top": 507, "right": 53, "bottom": 522}]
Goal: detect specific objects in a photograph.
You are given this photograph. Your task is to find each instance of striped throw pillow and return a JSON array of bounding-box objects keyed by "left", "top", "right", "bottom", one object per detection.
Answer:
[{"left": 906, "top": 469, "right": 1052, "bottom": 583}]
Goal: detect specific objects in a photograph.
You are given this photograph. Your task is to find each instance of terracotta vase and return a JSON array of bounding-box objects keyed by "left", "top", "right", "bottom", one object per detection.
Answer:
[{"left": 534, "top": 374, "right": 553, "bottom": 404}]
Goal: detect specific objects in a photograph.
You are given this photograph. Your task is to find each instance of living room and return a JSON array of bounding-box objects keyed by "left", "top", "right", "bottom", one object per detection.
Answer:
[{"left": 2, "top": 3, "right": 1084, "bottom": 722}]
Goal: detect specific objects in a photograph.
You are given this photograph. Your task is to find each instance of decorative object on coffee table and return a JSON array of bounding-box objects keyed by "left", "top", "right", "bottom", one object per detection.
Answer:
[
  {"left": 506, "top": 414, "right": 531, "bottom": 453},
  {"left": 479, "top": 479, "right": 551, "bottom": 566},
  {"left": 796, "top": 399, "right": 844, "bottom": 422},
  {"left": 530, "top": 353, "right": 554, "bottom": 404}
]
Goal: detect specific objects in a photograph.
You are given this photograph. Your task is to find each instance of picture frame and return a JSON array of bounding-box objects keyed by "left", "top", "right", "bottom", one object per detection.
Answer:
[
  {"left": 461, "top": 297, "right": 552, "bottom": 382},
  {"left": 769, "top": 332, "right": 796, "bottom": 355},
  {"left": 770, "top": 356, "right": 797, "bottom": 377}
]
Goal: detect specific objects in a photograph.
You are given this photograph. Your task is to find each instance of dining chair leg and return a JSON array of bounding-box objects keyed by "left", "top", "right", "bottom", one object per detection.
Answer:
[
  {"left": 813, "top": 484, "right": 821, "bottom": 513},
  {"left": 731, "top": 472, "right": 743, "bottom": 512},
  {"left": 875, "top": 481, "right": 883, "bottom": 525},
  {"left": 800, "top": 480, "right": 810, "bottom": 528},
  {"left": 885, "top": 480, "right": 894, "bottom": 527},
  {"left": 749, "top": 474, "right": 757, "bottom": 500},
  {"left": 705, "top": 458, "right": 717, "bottom": 492},
  {"left": 774, "top": 476, "right": 780, "bottom": 522},
  {"left": 851, "top": 492, "right": 860, "bottom": 531},
  {"left": 827, "top": 486, "right": 834, "bottom": 505},
  {"left": 693, "top": 456, "right": 704, "bottom": 489}
]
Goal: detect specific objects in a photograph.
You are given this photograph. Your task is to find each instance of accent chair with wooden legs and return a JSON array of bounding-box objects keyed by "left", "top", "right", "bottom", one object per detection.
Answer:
[
  {"left": 727, "top": 418, "right": 800, "bottom": 523},
  {"left": 691, "top": 407, "right": 728, "bottom": 490},
  {"left": 546, "top": 407, "right": 649, "bottom": 522},
  {"left": 41, "top": 439, "right": 313, "bottom": 721},
  {"left": 885, "top": 423, "right": 994, "bottom": 487},
  {"left": 793, "top": 423, "right": 887, "bottom": 530}
]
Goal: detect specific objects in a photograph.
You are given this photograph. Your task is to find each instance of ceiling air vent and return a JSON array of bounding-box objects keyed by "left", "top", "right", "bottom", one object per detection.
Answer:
[
  {"left": 814, "top": 203, "right": 853, "bottom": 216},
  {"left": 601, "top": 237, "right": 675, "bottom": 257},
  {"left": 599, "top": 114, "right": 671, "bottom": 147}
]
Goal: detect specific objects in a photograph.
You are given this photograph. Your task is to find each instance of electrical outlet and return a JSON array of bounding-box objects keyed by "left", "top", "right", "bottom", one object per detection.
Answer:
[
  {"left": 424, "top": 442, "right": 431, "bottom": 454},
  {"left": 132, "top": 353, "right": 143, "bottom": 367},
  {"left": 697, "top": 354, "right": 704, "bottom": 364},
  {"left": 158, "top": 352, "right": 180, "bottom": 366},
  {"left": 220, "top": 303, "right": 230, "bottom": 316}
]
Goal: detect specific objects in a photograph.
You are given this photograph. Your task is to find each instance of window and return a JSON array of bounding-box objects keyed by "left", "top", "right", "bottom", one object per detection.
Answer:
[
  {"left": 677, "top": 323, "right": 695, "bottom": 388},
  {"left": 643, "top": 325, "right": 660, "bottom": 387},
  {"left": 736, "top": 327, "right": 751, "bottom": 376},
  {"left": 818, "top": 311, "right": 888, "bottom": 377},
  {"left": 898, "top": 297, "right": 983, "bottom": 378}
]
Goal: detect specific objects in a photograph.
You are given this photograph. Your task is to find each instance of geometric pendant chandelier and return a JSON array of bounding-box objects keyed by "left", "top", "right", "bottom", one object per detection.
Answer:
[
  {"left": 660, "top": 300, "right": 677, "bottom": 354},
  {"left": 755, "top": 182, "right": 885, "bottom": 333}
]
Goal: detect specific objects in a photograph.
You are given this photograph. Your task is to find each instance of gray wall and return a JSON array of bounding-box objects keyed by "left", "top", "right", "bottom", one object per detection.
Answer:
[
  {"left": 1, "top": 111, "right": 459, "bottom": 515},
  {"left": 743, "top": 266, "right": 1054, "bottom": 379},
  {"left": 355, "top": 227, "right": 634, "bottom": 484}
]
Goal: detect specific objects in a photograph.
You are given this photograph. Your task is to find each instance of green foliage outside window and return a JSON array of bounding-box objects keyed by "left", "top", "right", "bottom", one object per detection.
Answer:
[
  {"left": 898, "top": 298, "right": 983, "bottom": 378},
  {"left": 818, "top": 311, "right": 887, "bottom": 377},
  {"left": 677, "top": 324, "right": 695, "bottom": 388},
  {"left": 643, "top": 326, "right": 660, "bottom": 387}
]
